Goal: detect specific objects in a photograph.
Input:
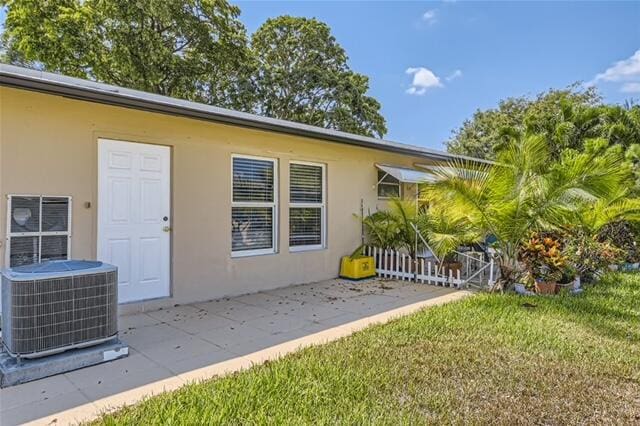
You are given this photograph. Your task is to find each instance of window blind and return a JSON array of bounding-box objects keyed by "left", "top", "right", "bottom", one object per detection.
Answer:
[
  {"left": 289, "top": 162, "right": 325, "bottom": 250},
  {"left": 231, "top": 156, "right": 277, "bottom": 255}
]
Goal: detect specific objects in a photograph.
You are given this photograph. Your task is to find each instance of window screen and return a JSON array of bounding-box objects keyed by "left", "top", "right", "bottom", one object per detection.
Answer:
[
  {"left": 231, "top": 157, "right": 277, "bottom": 255},
  {"left": 6, "top": 195, "right": 72, "bottom": 267},
  {"left": 289, "top": 162, "right": 325, "bottom": 250}
]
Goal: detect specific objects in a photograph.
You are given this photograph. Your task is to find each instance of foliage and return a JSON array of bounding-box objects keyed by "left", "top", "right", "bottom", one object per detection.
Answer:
[
  {"left": 519, "top": 233, "right": 567, "bottom": 284},
  {"left": 0, "top": 0, "right": 254, "bottom": 110},
  {"left": 360, "top": 210, "right": 401, "bottom": 251},
  {"left": 446, "top": 85, "right": 640, "bottom": 181},
  {"left": 360, "top": 199, "right": 418, "bottom": 256},
  {"left": 94, "top": 273, "right": 640, "bottom": 424},
  {"left": 565, "top": 231, "right": 624, "bottom": 282},
  {"left": 250, "top": 16, "right": 387, "bottom": 138},
  {"left": 446, "top": 84, "right": 601, "bottom": 160},
  {"left": 361, "top": 198, "right": 479, "bottom": 263},
  {"left": 347, "top": 244, "right": 368, "bottom": 260},
  {"left": 415, "top": 204, "right": 480, "bottom": 262},
  {"left": 596, "top": 221, "right": 640, "bottom": 263},
  {"left": 426, "top": 134, "right": 635, "bottom": 289},
  {"left": 1, "top": 4, "right": 387, "bottom": 138},
  {"left": 573, "top": 192, "right": 640, "bottom": 235}
]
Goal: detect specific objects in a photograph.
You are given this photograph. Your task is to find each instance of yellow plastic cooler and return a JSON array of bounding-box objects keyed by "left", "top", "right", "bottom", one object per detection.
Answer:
[{"left": 339, "top": 255, "right": 376, "bottom": 280}]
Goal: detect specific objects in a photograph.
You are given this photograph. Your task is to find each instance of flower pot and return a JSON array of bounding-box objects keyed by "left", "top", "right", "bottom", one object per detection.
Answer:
[
  {"left": 535, "top": 281, "right": 558, "bottom": 295},
  {"left": 573, "top": 276, "right": 581, "bottom": 290}
]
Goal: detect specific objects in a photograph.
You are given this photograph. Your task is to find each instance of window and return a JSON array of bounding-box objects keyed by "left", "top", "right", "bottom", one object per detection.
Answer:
[
  {"left": 6, "top": 195, "right": 72, "bottom": 267},
  {"left": 289, "top": 162, "right": 326, "bottom": 251},
  {"left": 377, "top": 170, "right": 401, "bottom": 198},
  {"left": 231, "top": 155, "right": 278, "bottom": 256}
]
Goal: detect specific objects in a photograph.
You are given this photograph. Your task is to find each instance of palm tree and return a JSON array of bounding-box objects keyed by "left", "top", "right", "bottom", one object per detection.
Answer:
[
  {"left": 360, "top": 209, "right": 402, "bottom": 251},
  {"left": 415, "top": 204, "right": 481, "bottom": 268},
  {"left": 573, "top": 191, "right": 640, "bottom": 236},
  {"left": 361, "top": 198, "right": 480, "bottom": 274},
  {"left": 424, "top": 134, "right": 634, "bottom": 290}
]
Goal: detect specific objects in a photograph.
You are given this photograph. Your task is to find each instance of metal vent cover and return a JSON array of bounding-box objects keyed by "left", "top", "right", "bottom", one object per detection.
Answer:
[{"left": 1, "top": 261, "right": 118, "bottom": 358}]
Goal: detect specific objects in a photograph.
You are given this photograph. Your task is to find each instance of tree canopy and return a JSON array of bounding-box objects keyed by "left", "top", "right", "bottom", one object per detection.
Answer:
[
  {"left": 1, "top": 2, "right": 387, "bottom": 137},
  {"left": 250, "top": 16, "right": 386, "bottom": 138},
  {"left": 446, "top": 84, "right": 640, "bottom": 161},
  {"left": 1, "top": 0, "right": 254, "bottom": 110}
]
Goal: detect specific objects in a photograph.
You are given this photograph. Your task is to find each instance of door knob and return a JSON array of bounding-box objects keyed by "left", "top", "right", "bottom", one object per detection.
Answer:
[{"left": 163, "top": 226, "right": 172, "bottom": 232}]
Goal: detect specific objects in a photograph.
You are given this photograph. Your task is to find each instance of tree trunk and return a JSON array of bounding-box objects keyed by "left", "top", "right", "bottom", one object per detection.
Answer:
[{"left": 492, "top": 250, "right": 519, "bottom": 292}]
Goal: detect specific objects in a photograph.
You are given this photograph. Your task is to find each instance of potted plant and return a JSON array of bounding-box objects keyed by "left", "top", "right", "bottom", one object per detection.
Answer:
[
  {"left": 534, "top": 268, "right": 562, "bottom": 295},
  {"left": 519, "top": 233, "right": 567, "bottom": 295}
]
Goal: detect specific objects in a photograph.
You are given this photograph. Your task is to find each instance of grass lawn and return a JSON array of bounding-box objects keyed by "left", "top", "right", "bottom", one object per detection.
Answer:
[{"left": 95, "top": 273, "right": 640, "bottom": 425}]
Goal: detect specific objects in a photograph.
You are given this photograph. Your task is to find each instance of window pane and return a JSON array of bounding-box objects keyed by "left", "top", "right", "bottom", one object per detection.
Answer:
[
  {"left": 378, "top": 183, "right": 400, "bottom": 198},
  {"left": 290, "top": 208, "right": 321, "bottom": 247},
  {"left": 10, "top": 196, "right": 40, "bottom": 233},
  {"left": 10, "top": 236, "right": 39, "bottom": 267},
  {"left": 232, "top": 207, "right": 274, "bottom": 252},
  {"left": 41, "top": 235, "right": 68, "bottom": 262},
  {"left": 233, "top": 158, "right": 274, "bottom": 202},
  {"left": 290, "top": 164, "right": 323, "bottom": 203},
  {"left": 42, "top": 197, "right": 69, "bottom": 232},
  {"left": 378, "top": 170, "right": 400, "bottom": 185}
]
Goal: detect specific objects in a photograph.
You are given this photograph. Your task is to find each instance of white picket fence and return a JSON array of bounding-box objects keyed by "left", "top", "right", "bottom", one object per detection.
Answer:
[{"left": 365, "top": 246, "right": 496, "bottom": 289}]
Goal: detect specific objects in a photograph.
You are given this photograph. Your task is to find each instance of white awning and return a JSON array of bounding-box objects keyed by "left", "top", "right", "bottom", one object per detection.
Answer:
[{"left": 375, "top": 164, "right": 437, "bottom": 184}]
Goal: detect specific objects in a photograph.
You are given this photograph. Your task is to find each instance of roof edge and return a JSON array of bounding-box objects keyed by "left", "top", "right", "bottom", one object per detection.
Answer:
[{"left": 0, "top": 64, "right": 492, "bottom": 165}]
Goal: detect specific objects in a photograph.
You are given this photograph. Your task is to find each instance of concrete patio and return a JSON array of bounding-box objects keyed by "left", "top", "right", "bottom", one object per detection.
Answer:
[{"left": 0, "top": 278, "right": 469, "bottom": 425}]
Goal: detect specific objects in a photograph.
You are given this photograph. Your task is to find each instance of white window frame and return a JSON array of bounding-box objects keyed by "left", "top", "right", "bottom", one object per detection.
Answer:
[
  {"left": 5, "top": 194, "right": 73, "bottom": 267},
  {"left": 231, "top": 154, "right": 278, "bottom": 258},
  {"left": 377, "top": 170, "right": 402, "bottom": 199},
  {"left": 289, "top": 161, "right": 326, "bottom": 252}
]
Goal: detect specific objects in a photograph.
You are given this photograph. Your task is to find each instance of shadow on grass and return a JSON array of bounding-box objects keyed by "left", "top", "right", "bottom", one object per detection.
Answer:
[{"left": 543, "top": 273, "right": 640, "bottom": 344}]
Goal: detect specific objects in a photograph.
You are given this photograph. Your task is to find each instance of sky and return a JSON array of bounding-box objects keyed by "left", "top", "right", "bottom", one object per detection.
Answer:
[{"left": 2, "top": 1, "right": 640, "bottom": 151}]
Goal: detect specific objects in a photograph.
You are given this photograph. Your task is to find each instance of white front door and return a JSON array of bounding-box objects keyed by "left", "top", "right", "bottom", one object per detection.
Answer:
[{"left": 98, "top": 139, "right": 171, "bottom": 303}]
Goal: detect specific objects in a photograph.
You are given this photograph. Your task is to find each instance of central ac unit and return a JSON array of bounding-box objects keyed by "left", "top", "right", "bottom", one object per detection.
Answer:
[{"left": 1, "top": 260, "right": 118, "bottom": 359}]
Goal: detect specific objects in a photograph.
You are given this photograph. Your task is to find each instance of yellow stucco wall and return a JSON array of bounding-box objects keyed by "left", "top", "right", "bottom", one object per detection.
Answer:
[{"left": 0, "top": 86, "right": 430, "bottom": 309}]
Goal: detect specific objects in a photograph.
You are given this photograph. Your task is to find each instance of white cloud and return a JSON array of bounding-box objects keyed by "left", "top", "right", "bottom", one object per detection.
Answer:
[
  {"left": 406, "top": 67, "right": 443, "bottom": 95},
  {"left": 590, "top": 49, "right": 640, "bottom": 93},
  {"left": 422, "top": 9, "right": 437, "bottom": 24},
  {"left": 446, "top": 69, "right": 463, "bottom": 81},
  {"left": 621, "top": 82, "right": 640, "bottom": 94},
  {"left": 594, "top": 49, "right": 640, "bottom": 83}
]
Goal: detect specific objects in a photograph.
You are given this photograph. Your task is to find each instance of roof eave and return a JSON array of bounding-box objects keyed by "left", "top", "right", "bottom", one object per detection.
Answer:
[{"left": 0, "top": 64, "right": 493, "bottom": 165}]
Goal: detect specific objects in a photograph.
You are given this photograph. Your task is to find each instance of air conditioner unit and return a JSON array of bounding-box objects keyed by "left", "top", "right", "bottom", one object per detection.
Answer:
[{"left": 1, "top": 260, "right": 118, "bottom": 359}]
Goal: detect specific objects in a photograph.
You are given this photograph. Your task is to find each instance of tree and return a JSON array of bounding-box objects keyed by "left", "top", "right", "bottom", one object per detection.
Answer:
[
  {"left": 427, "top": 134, "right": 636, "bottom": 289},
  {"left": 446, "top": 85, "right": 603, "bottom": 159},
  {"left": 445, "top": 96, "right": 531, "bottom": 160},
  {"left": 360, "top": 198, "right": 479, "bottom": 270},
  {"left": 0, "top": 0, "right": 254, "bottom": 110},
  {"left": 250, "top": 16, "right": 387, "bottom": 138}
]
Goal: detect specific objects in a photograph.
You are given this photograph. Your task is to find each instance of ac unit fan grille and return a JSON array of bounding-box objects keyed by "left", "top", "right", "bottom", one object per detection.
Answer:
[{"left": 3, "top": 271, "right": 118, "bottom": 356}]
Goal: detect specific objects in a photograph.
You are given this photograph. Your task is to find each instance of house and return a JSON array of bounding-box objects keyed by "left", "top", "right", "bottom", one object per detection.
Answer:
[{"left": 0, "top": 64, "right": 486, "bottom": 312}]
